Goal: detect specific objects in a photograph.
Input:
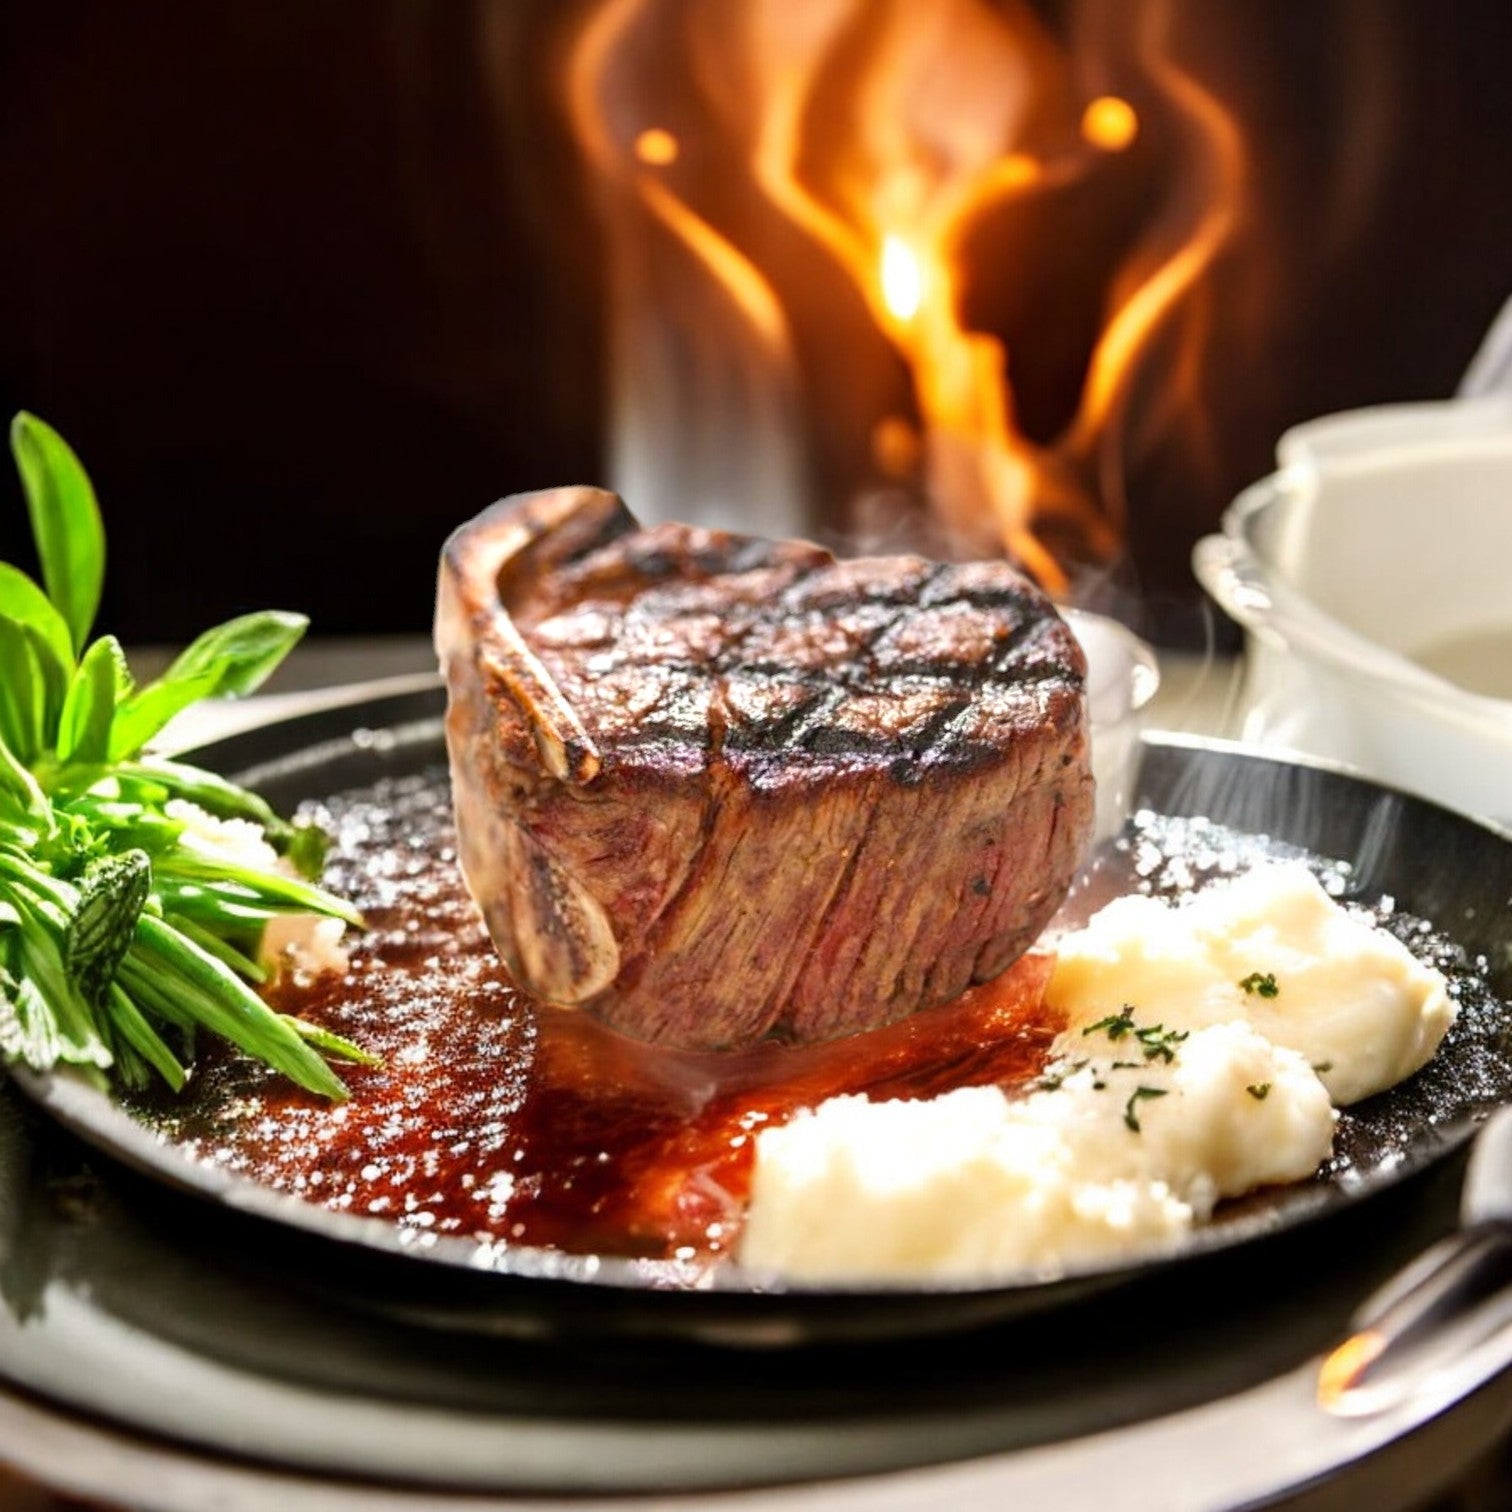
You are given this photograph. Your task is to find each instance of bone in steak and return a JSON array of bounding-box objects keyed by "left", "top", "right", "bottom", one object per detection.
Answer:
[{"left": 434, "top": 488, "right": 1094, "bottom": 1050}]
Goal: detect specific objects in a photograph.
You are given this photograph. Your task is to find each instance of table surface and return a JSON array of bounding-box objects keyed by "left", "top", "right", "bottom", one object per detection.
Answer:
[{"left": 1, "top": 637, "right": 1508, "bottom": 1512}]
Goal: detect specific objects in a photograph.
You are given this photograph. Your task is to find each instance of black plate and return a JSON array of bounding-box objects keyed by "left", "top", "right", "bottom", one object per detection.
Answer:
[{"left": 8, "top": 688, "right": 1512, "bottom": 1347}]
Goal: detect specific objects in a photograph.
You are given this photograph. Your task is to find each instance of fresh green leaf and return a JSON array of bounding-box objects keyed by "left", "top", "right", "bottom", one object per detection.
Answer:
[
  {"left": 59, "top": 795, "right": 185, "bottom": 855},
  {"left": 160, "top": 610, "right": 308, "bottom": 699},
  {"left": 126, "top": 917, "right": 348, "bottom": 1100},
  {"left": 0, "top": 736, "right": 52, "bottom": 832},
  {"left": 21, "top": 622, "right": 69, "bottom": 737},
  {"left": 108, "top": 668, "right": 219, "bottom": 760},
  {"left": 106, "top": 982, "right": 186, "bottom": 1091},
  {"left": 9, "top": 413, "right": 105, "bottom": 656},
  {"left": 0, "top": 413, "right": 364, "bottom": 1101},
  {"left": 282, "top": 821, "right": 330, "bottom": 881},
  {"left": 0, "top": 618, "right": 70, "bottom": 765},
  {"left": 115, "top": 758, "right": 286, "bottom": 833},
  {"left": 0, "top": 563, "right": 74, "bottom": 673},
  {"left": 66, "top": 849, "right": 151, "bottom": 1007},
  {"left": 0, "top": 965, "right": 63, "bottom": 1073},
  {"left": 166, "top": 912, "right": 268, "bottom": 983},
  {"left": 57, "top": 635, "right": 129, "bottom": 765},
  {"left": 282, "top": 1015, "right": 382, "bottom": 1067},
  {"left": 0, "top": 852, "right": 74, "bottom": 925},
  {"left": 13, "top": 916, "right": 112, "bottom": 1070},
  {"left": 0, "top": 620, "right": 42, "bottom": 763},
  {"left": 152, "top": 856, "right": 364, "bottom": 928}
]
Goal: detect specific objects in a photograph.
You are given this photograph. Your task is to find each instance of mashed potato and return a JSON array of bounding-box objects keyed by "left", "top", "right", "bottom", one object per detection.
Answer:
[
  {"left": 165, "top": 798, "right": 281, "bottom": 871},
  {"left": 1047, "top": 863, "right": 1454, "bottom": 1106},
  {"left": 740, "top": 1022, "right": 1333, "bottom": 1281},
  {"left": 739, "top": 863, "right": 1454, "bottom": 1282}
]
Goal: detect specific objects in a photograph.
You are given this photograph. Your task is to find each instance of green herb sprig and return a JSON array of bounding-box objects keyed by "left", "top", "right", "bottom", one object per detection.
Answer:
[
  {"left": 0, "top": 413, "right": 370, "bottom": 1101},
  {"left": 1082, "top": 1005, "right": 1137, "bottom": 1041},
  {"left": 1239, "top": 971, "right": 1279, "bottom": 998},
  {"left": 1123, "top": 1085, "right": 1168, "bottom": 1133}
]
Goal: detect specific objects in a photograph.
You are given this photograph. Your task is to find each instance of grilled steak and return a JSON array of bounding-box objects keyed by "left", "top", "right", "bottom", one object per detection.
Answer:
[{"left": 435, "top": 487, "right": 1094, "bottom": 1050}]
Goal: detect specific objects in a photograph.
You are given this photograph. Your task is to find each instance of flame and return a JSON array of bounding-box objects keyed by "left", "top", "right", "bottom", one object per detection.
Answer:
[
  {"left": 568, "top": 0, "right": 1247, "bottom": 593},
  {"left": 634, "top": 127, "right": 681, "bottom": 166},
  {"left": 1082, "top": 95, "right": 1139, "bottom": 152},
  {"left": 880, "top": 236, "right": 924, "bottom": 323}
]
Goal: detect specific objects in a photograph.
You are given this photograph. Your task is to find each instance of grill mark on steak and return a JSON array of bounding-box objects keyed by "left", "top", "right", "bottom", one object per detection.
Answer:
[
  {"left": 872, "top": 613, "right": 1051, "bottom": 785},
  {"left": 436, "top": 487, "right": 1095, "bottom": 1049}
]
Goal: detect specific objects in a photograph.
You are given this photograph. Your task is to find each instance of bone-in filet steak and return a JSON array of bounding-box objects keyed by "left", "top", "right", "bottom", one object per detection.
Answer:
[{"left": 435, "top": 488, "right": 1094, "bottom": 1050}]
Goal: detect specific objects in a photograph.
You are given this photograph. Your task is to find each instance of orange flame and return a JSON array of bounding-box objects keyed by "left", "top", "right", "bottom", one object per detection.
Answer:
[
  {"left": 1082, "top": 95, "right": 1140, "bottom": 152},
  {"left": 568, "top": 0, "right": 1246, "bottom": 594}
]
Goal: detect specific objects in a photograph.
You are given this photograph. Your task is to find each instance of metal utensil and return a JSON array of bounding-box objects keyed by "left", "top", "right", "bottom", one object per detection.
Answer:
[
  {"left": 1319, "top": 1105, "right": 1512, "bottom": 1416},
  {"left": 1460, "top": 291, "right": 1512, "bottom": 398}
]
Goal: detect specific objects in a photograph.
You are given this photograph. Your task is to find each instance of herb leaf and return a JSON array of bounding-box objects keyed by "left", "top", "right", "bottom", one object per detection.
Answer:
[
  {"left": 109, "top": 668, "right": 220, "bottom": 761},
  {"left": 66, "top": 850, "right": 151, "bottom": 1007},
  {"left": 1134, "top": 1022, "right": 1190, "bottom": 1064},
  {"left": 110, "top": 612, "right": 308, "bottom": 763},
  {"left": 0, "top": 964, "right": 63, "bottom": 1072},
  {"left": 0, "top": 563, "right": 75, "bottom": 674},
  {"left": 1083, "top": 1004, "right": 1137, "bottom": 1041},
  {"left": 0, "top": 413, "right": 366, "bottom": 1100},
  {"left": 116, "top": 757, "right": 287, "bottom": 834},
  {"left": 282, "top": 1015, "right": 383, "bottom": 1067},
  {"left": 283, "top": 822, "right": 331, "bottom": 882},
  {"left": 161, "top": 611, "right": 309, "bottom": 700},
  {"left": 57, "top": 635, "right": 129, "bottom": 765},
  {"left": 9, "top": 413, "right": 105, "bottom": 656},
  {"left": 0, "top": 736, "right": 52, "bottom": 831},
  {"left": 21, "top": 623, "right": 69, "bottom": 739},
  {"left": 1239, "top": 971, "right": 1279, "bottom": 998},
  {"left": 1246, "top": 1082, "right": 1272, "bottom": 1100},
  {"left": 128, "top": 915, "right": 348, "bottom": 1100},
  {"left": 1123, "top": 1085, "right": 1169, "bottom": 1132},
  {"left": 0, "top": 619, "right": 45, "bottom": 763}
]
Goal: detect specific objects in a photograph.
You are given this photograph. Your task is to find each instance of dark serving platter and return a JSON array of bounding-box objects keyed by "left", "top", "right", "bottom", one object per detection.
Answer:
[
  {"left": 2, "top": 686, "right": 1511, "bottom": 1498},
  {"left": 7, "top": 686, "right": 1512, "bottom": 1354}
]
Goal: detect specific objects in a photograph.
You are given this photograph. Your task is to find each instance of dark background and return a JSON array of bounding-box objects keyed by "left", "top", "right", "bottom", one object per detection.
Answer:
[{"left": 0, "top": 0, "right": 1507, "bottom": 648}]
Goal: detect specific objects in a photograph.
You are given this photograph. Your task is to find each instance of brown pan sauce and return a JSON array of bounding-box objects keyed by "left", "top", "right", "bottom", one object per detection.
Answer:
[{"left": 137, "top": 771, "right": 1060, "bottom": 1262}]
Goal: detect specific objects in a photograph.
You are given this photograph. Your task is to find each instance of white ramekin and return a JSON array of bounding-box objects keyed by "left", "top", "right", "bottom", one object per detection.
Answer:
[{"left": 1065, "top": 607, "right": 1161, "bottom": 842}]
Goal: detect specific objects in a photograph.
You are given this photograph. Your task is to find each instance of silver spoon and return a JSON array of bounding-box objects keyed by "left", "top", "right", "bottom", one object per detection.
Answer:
[{"left": 1319, "top": 1104, "right": 1512, "bottom": 1416}]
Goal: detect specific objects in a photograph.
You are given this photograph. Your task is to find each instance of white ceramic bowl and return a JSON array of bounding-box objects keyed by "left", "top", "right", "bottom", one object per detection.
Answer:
[
  {"left": 1193, "top": 395, "right": 1512, "bottom": 824},
  {"left": 1065, "top": 607, "right": 1160, "bottom": 842}
]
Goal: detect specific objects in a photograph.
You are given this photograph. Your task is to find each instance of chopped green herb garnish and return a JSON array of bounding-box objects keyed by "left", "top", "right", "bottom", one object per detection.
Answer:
[
  {"left": 1239, "top": 971, "right": 1279, "bottom": 998},
  {"left": 1246, "top": 1083, "right": 1272, "bottom": 1100},
  {"left": 1084, "top": 1007, "right": 1188, "bottom": 1064},
  {"left": 1083, "top": 1004, "right": 1137, "bottom": 1041},
  {"left": 1313, "top": 1061, "right": 1334, "bottom": 1075},
  {"left": 0, "top": 413, "right": 367, "bottom": 1100},
  {"left": 1123, "top": 1085, "right": 1168, "bottom": 1132},
  {"left": 1134, "top": 1022, "right": 1190, "bottom": 1064}
]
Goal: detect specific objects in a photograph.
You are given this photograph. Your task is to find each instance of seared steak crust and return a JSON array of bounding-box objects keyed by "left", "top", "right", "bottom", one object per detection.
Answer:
[{"left": 436, "top": 488, "right": 1094, "bottom": 1049}]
